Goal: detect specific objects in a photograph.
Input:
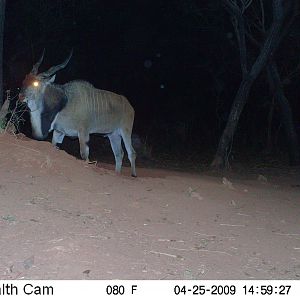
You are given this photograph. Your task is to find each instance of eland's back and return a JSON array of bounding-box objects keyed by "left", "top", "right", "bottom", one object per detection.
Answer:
[{"left": 61, "top": 80, "right": 135, "bottom": 134}]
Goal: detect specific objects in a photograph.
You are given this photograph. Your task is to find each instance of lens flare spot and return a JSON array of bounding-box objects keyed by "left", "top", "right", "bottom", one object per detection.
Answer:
[{"left": 33, "top": 81, "right": 39, "bottom": 87}]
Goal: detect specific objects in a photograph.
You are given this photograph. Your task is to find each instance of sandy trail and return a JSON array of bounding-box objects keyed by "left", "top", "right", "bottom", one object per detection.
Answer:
[{"left": 0, "top": 134, "right": 299, "bottom": 279}]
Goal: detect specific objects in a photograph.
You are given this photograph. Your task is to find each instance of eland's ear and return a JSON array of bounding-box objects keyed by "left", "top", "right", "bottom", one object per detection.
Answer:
[{"left": 47, "top": 74, "right": 56, "bottom": 84}]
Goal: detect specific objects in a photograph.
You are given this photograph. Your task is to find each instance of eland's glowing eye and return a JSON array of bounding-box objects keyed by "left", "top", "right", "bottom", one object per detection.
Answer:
[{"left": 33, "top": 81, "right": 39, "bottom": 87}]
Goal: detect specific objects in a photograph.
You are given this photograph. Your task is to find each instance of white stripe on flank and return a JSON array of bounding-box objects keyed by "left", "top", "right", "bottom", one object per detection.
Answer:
[
  {"left": 85, "top": 88, "right": 89, "bottom": 113},
  {"left": 96, "top": 91, "right": 99, "bottom": 122},
  {"left": 93, "top": 89, "right": 96, "bottom": 120},
  {"left": 94, "top": 90, "right": 97, "bottom": 123},
  {"left": 93, "top": 90, "right": 96, "bottom": 112},
  {"left": 102, "top": 92, "right": 105, "bottom": 123},
  {"left": 80, "top": 87, "right": 86, "bottom": 113},
  {"left": 105, "top": 93, "right": 108, "bottom": 124}
]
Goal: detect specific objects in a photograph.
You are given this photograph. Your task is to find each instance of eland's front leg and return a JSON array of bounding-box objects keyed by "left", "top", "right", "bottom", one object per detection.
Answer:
[
  {"left": 52, "top": 130, "right": 65, "bottom": 149},
  {"left": 78, "top": 130, "right": 90, "bottom": 161}
]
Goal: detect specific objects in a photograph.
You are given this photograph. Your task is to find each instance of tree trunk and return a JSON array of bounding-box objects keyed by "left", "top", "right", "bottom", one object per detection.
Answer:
[
  {"left": 211, "top": 78, "right": 253, "bottom": 168},
  {"left": 0, "top": 0, "right": 5, "bottom": 107},
  {"left": 267, "top": 62, "right": 300, "bottom": 165},
  {"left": 211, "top": 0, "right": 285, "bottom": 169}
]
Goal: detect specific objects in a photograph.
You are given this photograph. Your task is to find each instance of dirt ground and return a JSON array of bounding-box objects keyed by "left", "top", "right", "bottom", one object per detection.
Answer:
[{"left": 0, "top": 133, "right": 299, "bottom": 280}]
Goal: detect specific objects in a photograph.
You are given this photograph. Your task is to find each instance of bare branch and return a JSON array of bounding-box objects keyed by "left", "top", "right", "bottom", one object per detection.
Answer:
[
  {"left": 241, "top": 0, "right": 253, "bottom": 13},
  {"left": 222, "top": 0, "right": 249, "bottom": 76},
  {"left": 248, "top": 0, "right": 284, "bottom": 80},
  {"left": 259, "top": 0, "right": 265, "bottom": 32}
]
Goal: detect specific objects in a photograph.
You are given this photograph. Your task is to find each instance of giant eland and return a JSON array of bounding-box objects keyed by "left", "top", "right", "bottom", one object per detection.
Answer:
[{"left": 19, "top": 50, "right": 137, "bottom": 177}]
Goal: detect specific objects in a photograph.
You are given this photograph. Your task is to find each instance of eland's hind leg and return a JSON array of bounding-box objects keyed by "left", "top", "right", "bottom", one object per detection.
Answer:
[
  {"left": 120, "top": 128, "right": 137, "bottom": 177},
  {"left": 108, "top": 132, "right": 124, "bottom": 173}
]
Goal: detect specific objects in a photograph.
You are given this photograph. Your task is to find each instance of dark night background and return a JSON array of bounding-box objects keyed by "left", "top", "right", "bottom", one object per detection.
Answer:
[{"left": 3, "top": 0, "right": 300, "bottom": 169}]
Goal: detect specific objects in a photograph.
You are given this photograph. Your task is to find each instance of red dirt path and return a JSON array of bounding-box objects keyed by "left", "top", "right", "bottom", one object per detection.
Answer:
[{"left": 0, "top": 133, "right": 299, "bottom": 279}]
